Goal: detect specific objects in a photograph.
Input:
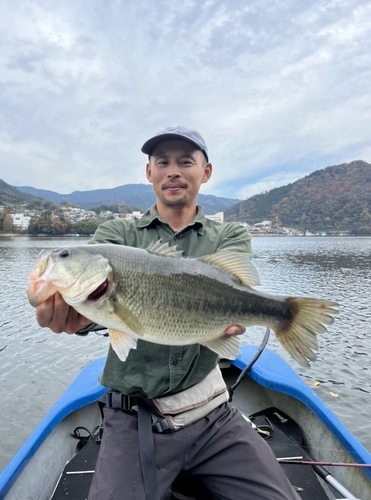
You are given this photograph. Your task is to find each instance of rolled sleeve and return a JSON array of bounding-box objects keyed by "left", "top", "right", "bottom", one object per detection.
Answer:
[{"left": 216, "top": 223, "right": 252, "bottom": 257}]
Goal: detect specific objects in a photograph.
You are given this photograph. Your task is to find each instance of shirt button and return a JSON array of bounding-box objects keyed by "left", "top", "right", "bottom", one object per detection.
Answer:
[{"left": 172, "top": 359, "right": 179, "bottom": 366}]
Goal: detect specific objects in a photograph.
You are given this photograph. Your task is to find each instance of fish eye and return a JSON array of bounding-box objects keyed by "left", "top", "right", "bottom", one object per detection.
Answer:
[{"left": 59, "top": 249, "right": 70, "bottom": 258}]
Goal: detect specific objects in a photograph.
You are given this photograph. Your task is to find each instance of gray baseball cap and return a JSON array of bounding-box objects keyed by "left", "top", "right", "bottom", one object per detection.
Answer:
[{"left": 141, "top": 125, "right": 209, "bottom": 161}]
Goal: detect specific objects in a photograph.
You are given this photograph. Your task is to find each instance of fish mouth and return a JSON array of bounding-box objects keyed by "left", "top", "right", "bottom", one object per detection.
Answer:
[{"left": 87, "top": 279, "right": 109, "bottom": 301}]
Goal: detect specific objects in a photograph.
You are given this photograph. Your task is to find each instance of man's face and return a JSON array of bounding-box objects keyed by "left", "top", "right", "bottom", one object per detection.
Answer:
[{"left": 146, "top": 139, "right": 212, "bottom": 209}]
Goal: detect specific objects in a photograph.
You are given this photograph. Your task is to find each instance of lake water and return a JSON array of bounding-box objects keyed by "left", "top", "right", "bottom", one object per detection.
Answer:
[{"left": 0, "top": 235, "right": 370, "bottom": 473}]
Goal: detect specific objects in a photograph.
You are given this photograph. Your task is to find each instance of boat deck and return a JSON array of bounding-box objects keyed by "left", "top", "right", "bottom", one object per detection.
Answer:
[{"left": 51, "top": 404, "right": 329, "bottom": 500}]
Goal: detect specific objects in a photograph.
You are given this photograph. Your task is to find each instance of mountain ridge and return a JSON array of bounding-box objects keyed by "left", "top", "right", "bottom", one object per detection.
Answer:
[
  {"left": 0, "top": 179, "right": 56, "bottom": 211},
  {"left": 15, "top": 183, "right": 239, "bottom": 215},
  {"left": 224, "top": 160, "right": 371, "bottom": 234}
]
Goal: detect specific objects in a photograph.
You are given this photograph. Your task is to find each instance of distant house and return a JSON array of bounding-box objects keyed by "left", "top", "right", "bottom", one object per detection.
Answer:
[
  {"left": 254, "top": 220, "right": 272, "bottom": 228},
  {"left": 11, "top": 213, "right": 31, "bottom": 230},
  {"left": 205, "top": 212, "right": 224, "bottom": 224},
  {"left": 122, "top": 211, "right": 144, "bottom": 220},
  {"left": 99, "top": 210, "right": 113, "bottom": 218}
]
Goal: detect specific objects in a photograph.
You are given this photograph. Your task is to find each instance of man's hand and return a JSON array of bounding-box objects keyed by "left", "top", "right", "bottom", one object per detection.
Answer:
[
  {"left": 36, "top": 292, "right": 91, "bottom": 334},
  {"left": 224, "top": 325, "right": 246, "bottom": 336}
]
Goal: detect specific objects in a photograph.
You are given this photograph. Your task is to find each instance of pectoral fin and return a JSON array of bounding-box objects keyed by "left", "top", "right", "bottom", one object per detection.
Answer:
[
  {"left": 201, "top": 335, "right": 241, "bottom": 360},
  {"left": 109, "top": 329, "right": 138, "bottom": 361},
  {"left": 112, "top": 302, "right": 144, "bottom": 337}
]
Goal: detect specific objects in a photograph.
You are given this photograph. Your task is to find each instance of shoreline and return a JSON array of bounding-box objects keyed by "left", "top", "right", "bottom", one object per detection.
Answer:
[
  {"left": 0, "top": 232, "right": 368, "bottom": 239},
  {"left": 0, "top": 233, "right": 90, "bottom": 238}
]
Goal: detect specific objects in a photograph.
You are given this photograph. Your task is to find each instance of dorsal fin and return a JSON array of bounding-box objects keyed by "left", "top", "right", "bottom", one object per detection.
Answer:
[
  {"left": 146, "top": 240, "right": 183, "bottom": 258},
  {"left": 198, "top": 252, "right": 260, "bottom": 287}
]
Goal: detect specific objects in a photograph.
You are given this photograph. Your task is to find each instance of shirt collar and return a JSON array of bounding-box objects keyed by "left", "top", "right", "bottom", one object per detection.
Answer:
[{"left": 137, "top": 205, "right": 206, "bottom": 235}]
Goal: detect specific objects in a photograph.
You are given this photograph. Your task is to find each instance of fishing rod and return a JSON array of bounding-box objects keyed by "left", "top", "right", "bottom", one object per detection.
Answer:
[
  {"left": 228, "top": 327, "right": 270, "bottom": 402},
  {"left": 278, "top": 456, "right": 364, "bottom": 499},
  {"left": 278, "top": 457, "right": 371, "bottom": 468}
]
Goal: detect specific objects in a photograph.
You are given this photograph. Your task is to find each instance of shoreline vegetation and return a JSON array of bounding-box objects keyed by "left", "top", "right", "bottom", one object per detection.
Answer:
[
  {"left": 0, "top": 232, "right": 364, "bottom": 239},
  {"left": 0, "top": 233, "right": 90, "bottom": 238}
]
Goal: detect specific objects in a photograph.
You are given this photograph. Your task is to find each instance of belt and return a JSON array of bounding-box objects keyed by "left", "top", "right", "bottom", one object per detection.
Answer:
[{"left": 101, "top": 391, "right": 171, "bottom": 433}]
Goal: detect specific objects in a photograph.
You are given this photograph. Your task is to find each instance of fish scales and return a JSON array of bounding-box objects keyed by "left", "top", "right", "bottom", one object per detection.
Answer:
[
  {"left": 27, "top": 242, "right": 338, "bottom": 367},
  {"left": 99, "top": 246, "right": 288, "bottom": 342},
  {"left": 104, "top": 250, "right": 244, "bottom": 340}
]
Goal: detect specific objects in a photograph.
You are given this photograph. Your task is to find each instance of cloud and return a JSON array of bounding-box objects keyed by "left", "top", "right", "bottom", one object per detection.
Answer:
[{"left": 0, "top": 0, "right": 370, "bottom": 196}]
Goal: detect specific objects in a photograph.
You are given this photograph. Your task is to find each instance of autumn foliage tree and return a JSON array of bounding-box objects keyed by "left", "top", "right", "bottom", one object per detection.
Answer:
[
  {"left": 28, "top": 211, "right": 72, "bottom": 235},
  {"left": 2, "top": 213, "right": 14, "bottom": 232}
]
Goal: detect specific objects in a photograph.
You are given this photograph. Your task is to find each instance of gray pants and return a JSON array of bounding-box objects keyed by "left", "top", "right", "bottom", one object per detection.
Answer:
[{"left": 88, "top": 402, "right": 300, "bottom": 500}]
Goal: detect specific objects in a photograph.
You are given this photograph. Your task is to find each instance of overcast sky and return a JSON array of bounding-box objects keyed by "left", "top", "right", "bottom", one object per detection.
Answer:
[{"left": 1, "top": 0, "right": 370, "bottom": 200}]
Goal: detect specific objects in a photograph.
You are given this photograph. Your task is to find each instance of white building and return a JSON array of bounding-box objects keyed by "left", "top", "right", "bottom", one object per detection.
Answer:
[
  {"left": 123, "top": 211, "right": 144, "bottom": 220},
  {"left": 11, "top": 213, "right": 31, "bottom": 230},
  {"left": 254, "top": 220, "right": 272, "bottom": 228},
  {"left": 205, "top": 212, "right": 224, "bottom": 224}
]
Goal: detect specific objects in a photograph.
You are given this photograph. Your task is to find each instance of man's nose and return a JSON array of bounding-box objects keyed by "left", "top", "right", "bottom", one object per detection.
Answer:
[{"left": 167, "top": 162, "right": 180, "bottom": 176}]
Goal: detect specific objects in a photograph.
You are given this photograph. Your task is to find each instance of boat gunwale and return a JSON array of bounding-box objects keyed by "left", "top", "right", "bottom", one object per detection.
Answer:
[
  {"left": 234, "top": 345, "right": 371, "bottom": 480},
  {"left": 0, "top": 357, "right": 107, "bottom": 498}
]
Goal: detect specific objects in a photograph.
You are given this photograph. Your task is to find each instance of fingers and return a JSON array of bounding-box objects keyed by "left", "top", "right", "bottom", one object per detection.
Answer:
[
  {"left": 36, "top": 292, "right": 90, "bottom": 334},
  {"left": 224, "top": 325, "right": 246, "bottom": 336},
  {"left": 52, "top": 293, "right": 79, "bottom": 334},
  {"left": 36, "top": 294, "right": 59, "bottom": 329}
]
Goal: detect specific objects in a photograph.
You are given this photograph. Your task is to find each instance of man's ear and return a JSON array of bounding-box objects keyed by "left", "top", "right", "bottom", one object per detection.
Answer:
[
  {"left": 202, "top": 163, "right": 212, "bottom": 184},
  {"left": 146, "top": 163, "right": 152, "bottom": 183}
]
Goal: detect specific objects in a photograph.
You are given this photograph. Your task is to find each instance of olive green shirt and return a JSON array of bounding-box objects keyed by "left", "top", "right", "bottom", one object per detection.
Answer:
[{"left": 88, "top": 205, "right": 252, "bottom": 398}]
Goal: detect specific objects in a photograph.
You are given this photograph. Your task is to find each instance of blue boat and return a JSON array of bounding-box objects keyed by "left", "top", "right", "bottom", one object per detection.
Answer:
[{"left": 0, "top": 345, "right": 370, "bottom": 500}]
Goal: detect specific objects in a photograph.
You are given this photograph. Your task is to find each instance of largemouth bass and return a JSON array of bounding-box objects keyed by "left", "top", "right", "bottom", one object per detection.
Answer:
[{"left": 28, "top": 241, "right": 338, "bottom": 367}]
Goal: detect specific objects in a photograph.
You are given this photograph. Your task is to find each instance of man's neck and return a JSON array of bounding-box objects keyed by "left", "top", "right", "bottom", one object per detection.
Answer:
[{"left": 156, "top": 203, "right": 198, "bottom": 232}]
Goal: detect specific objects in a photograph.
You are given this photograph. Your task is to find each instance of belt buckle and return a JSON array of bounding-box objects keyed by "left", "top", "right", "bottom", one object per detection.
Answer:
[
  {"left": 153, "top": 418, "right": 171, "bottom": 433},
  {"left": 107, "top": 391, "right": 133, "bottom": 411}
]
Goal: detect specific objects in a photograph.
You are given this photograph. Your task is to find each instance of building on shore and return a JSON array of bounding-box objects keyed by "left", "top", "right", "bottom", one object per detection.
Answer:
[
  {"left": 205, "top": 212, "right": 224, "bottom": 224},
  {"left": 11, "top": 213, "right": 31, "bottom": 230}
]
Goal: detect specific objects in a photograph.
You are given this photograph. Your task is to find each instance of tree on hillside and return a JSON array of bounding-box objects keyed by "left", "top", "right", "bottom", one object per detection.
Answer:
[
  {"left": 27, "top": 212, "right": 72, "bottom": 235},
  {"left": 2, "top": 214, "right": 14, "bottom": 232},
  {"left": 0, "top": 209, "right": 10, "bottom": 231},
  {"left": 72, "top": 220, "right": 99, "bottom": 235}
]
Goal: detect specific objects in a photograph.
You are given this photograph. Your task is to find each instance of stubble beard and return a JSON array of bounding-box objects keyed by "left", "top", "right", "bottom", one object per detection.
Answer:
[{"left": 160, "top": 193, "right": 189, "bottom": 207}]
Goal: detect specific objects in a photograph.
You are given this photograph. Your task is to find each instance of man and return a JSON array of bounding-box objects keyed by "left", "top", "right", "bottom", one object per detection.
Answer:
[{"left": 36, "top": 126, "right": 299, "bottom": 500}]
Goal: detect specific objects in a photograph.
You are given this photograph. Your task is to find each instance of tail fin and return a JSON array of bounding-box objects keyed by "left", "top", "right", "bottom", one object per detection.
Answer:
[{"left": 275, "top": 298, "right": 338, "bottom": 367}]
